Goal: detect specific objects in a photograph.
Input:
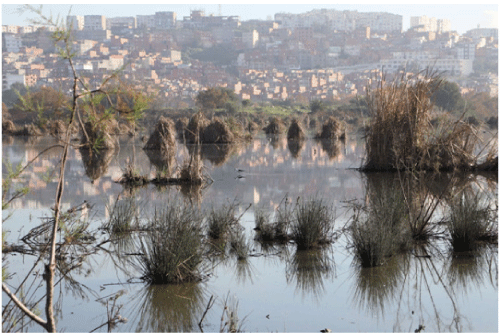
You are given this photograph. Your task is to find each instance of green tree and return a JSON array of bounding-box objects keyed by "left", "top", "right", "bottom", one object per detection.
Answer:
[
  {"left": 195, "top": 87, "right": 239, "bottom": 110},
  {"left": 310, "top": 99, "right": 326, "bottom": 114},
  {"left": 431, "top": 80, "right": 463, "bottom": 112}
]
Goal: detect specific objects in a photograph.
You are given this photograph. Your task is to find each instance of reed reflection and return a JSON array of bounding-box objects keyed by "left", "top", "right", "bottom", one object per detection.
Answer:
[
  {"left": 129, "top": 283, "right": 207, "bottom": 332},
  {"left": 285, "top": 249, "right": 335, "bottom": 301},
  {"left": 79, "top": 147, "right": 115, "bottom": 182},
  {"left": 351, "top": 255, "right": 405, "bottom": 318}
]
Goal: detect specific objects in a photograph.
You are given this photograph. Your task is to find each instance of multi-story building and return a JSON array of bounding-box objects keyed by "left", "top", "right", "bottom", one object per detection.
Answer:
[
  {"left": 155, "top": 11, "right": 176, "bottom": 29},
  {"left": 3, "top": 34, "right": 23, "bottom": 53},
  {"left": 242, "top": 30, "right": 259, "bottom": 49},
  {"left": 410, "top": 15, "right": 450, "bottom": 33},
  {"left": 67, "top": 15, "right": 84, "bottom": 31},
  {"left": 275, "top": 9, "right": 402, "bottom": 32},
  {"left": 137, "top": 15, "right": 156, "bottom": 29},
  {"left": 84, "top": 15, "right": 106, "bottom": 30},
  {"left": 107, "top": 16, "right": 137, "bottom": 29}
]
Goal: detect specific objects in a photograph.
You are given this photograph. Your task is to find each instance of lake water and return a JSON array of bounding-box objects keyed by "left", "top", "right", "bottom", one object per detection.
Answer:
[{"left": 2, "top": 134, "right": 498, "bottom": 332}]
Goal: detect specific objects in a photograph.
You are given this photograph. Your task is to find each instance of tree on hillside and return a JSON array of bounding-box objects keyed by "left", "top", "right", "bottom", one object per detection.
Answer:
[
  {"left": 431, "top": 80, "right": 463, "bottom": 112},
  {"left": 195, "top": 87, "right": 239, "bottom": 110}
]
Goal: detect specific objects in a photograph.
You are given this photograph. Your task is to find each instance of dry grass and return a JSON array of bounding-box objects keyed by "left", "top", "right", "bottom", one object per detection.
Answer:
[
  {"left": 185, "top": 112, "right": 209, "bottom": 144},
  {"left": 447, "top": 190, "right": 497, "bottom": 252},
  {"left": 137, "top": 200, "right": 204, "bottom": 284},
  {"left": 287, "top": 118, "right": 306, "bottom": 141},
  {"left": 291, "top": 197, "right": 336, "bottom": 250},
  {"left": 263, "top": 117, "right": 285, "bottom": 135},
  {"left": 362, "top": 71, "right": 487, "bottom": 172},
  {"left": 2, "top": 120, "right": 16, "bottom": 135},
  {"left": 201, "top": 117, "right": 234, "bottom": 144},
  {"left": 143, "top": 116, "right": 177, "bottom": 152},
  {"left": 315, "top": 116, "right": 345, "bottom": 141}
]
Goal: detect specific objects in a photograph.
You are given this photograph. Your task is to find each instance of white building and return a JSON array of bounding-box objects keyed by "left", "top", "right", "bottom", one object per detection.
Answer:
[
  {"left": 84, "top": 15, "right": 106, "bottom": 30},
  {"left": 275, "top": 9, "right": 402, "bottom": 32},
  {"left": 3, "top": 34, "right": 23, "bottom": 52},
  {"left": 410, "top": 15, "right": 450, "bottom": 33},
  {"left": 242, "top": 30, "right": 259, "bottom": 48},
  {"left": 67, "top": 15, "right": 84, "bottom": 31},
  {"left": 2, "top": 73, "right": 25, "bottom": 90},
  {"left": 107, "top": 16, "right": 137, "bottom": 29},
  {"left": 137, "top": 15, "right": 155, "bottom": 29}
]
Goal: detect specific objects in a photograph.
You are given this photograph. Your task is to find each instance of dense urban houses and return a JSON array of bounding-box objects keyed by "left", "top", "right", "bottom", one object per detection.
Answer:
[{"left": 2, "top": 9, "right": 498, "bottom": 107}]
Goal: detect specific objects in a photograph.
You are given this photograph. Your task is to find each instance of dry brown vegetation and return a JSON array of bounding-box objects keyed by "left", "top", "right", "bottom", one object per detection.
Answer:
[
  {"left": 362, "top": 72, "right": 497, "bottom": 172},
  {"left": 315, "top": 116, "right": 345, "bottom": 141},
  {"left": 263, "top": 117, "right": 285, "bottom": 135},
  {"left": 143, "top": 116, "right": 177, "bottom": 152},
  {"left": 201, "top": 117, "right": 235, "bottom": 144},
  {"left": 287, "top": 118, "right": 306, "bottom": 141},
  {"left": 185, "top": 112, "right": 209, "bottom": 144}
]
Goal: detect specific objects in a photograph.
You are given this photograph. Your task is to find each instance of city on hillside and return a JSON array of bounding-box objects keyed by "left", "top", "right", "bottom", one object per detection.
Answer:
[{"left": 2, "top": 8, "right": 498, "bottom": 116}]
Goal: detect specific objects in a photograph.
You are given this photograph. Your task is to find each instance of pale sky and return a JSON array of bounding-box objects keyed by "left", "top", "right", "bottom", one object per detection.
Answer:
[{"left": 1, "top": 2, "right": 498, "bottom": 34}]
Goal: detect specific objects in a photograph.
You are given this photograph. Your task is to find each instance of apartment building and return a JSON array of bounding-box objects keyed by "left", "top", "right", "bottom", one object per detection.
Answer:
[
  {"left": 67, "top": 15, "right": 84, "bottom": 31},
  {"left": 84, "top": 15, "right": 106, "bottom": 30},
  {"left": 410, "top": 15, "right": 451, "bottom": 33}
]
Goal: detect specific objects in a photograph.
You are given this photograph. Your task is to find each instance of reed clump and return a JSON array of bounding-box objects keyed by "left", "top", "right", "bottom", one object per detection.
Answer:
[
  {"left": 201, "top": 117, "right": 235, "bottom": 144},
  {"left": 207, "top": 202, "right": 238, "bottom": 240},
  {"left": 81, "top": 121, "right": 118, "bottom": 150},
  {"left": 143, "top": 116, "right": 177, "bottom": 152},
  {"left": 185, "top": 112, "right": 209, "bottom": 144},
  {"left": 362, "top": 72, "right": 485, "bottom": 172},
  {"left": 291, "top": 198, "right": 335, "bottom": 250},
  {"left": 447, "top": 191, "right": 497, "bottom": 252},
  {"left": 263, "top": 117, "right": 285, "bottom": 135},
  {"left": 138, "top": 201, "right": 204, "bottom": 284},
  {"left": 287, "top": 118, "right": 306, "bottom": 141},
  {"left": 349, "top": 189, "right": 409, "bottom": 267},
  {"left": 315, "top": 116, "right": 345, "bottom": 141},
  {"left": 2, "top": 120, "right": 16, "bottom": 135}
]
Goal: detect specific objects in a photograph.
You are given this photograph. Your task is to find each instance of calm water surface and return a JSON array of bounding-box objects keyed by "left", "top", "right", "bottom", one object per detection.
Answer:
[{"left": 2, "top": 134, "right": 497, "bottom": 332}]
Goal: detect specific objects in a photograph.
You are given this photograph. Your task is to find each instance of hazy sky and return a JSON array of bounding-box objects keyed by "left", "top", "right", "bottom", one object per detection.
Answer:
[{"left": 1, "top": 3, "right": 498, "bottom": 34}]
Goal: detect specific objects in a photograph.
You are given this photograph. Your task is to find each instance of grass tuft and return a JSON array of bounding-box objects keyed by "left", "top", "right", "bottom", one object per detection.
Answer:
[
  {"left": 447, "top": 191, "right": 497, "bottom": 252},
  {"left": 138, "top": 200, "right": 204, "bottom": 284},
  {"left": 291, "top": 197, "right": 335, "bottom": 250}
]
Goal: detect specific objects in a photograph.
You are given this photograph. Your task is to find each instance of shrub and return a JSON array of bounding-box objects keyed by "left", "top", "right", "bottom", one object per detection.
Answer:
[{"left": 138, "top": 200, "right": 204, "bottom": 284}]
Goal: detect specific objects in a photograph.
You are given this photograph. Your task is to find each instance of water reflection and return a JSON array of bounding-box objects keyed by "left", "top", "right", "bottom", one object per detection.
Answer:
[
  {"left": 446, "top": 245, "right": 498, "bottom": 294},
  {"left": 351, "top": 255, "right": 405, "bottom": 317},
  {"left": 287, "top": 139, "right": 305, "bottom": 159},
  {"left": 316, "top": 138, "right": 341, "bottom": 160},
  {"left": 129, "top": 283, "right": 207, "bottom": 332},
  {"left": 145, "top": 149, "right": 176, "bottom": 177},
  {"left": 200, "top": 143, "right": 236, "bottom": 167},
  {"left": 286, "top": 249, "right": 335, "bottom": 301},
  {"left": 79, "top": 148, "right": 115, "bottom": 182}
]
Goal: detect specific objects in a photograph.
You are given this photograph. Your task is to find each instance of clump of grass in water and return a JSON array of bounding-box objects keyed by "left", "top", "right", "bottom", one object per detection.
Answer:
[
  {"left": 105, "top": 198, "right": 139, "bottom": 234},
  {"left": 447, "top": 191, "right": 497, "bottom": 252},
  {"left": 207, "top": 202, "right": 238, "bottom": 240},
  {"left": 138, "top": 200, "right": 204, "bottom": 284},
  {"left": 291, "top": 197, "right": 335, "bottom": 250},
  {"left": 349, "top": 190, "right": 409, "bottom": 267},
  {"left": 229, "top": 229, "right": 250, "bottom": 260}
]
